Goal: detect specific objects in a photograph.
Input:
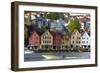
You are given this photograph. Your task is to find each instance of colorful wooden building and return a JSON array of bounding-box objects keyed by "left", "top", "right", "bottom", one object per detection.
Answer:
[
  {"left": 62, "top": 34, "right": 70, "bottom": 49},
  {"left": 28, "top": 31, "right": 40, "bottom": 49},
  {"left": 41, "top": 30, "right": 53, "bottom": 49},
  {"left": 53, "top": 31, "right": 62, "bottom": 49},
  {"left": 70, "top": 29, "right": 81, "bottom": 48},
  {"left": 81, "top": 31, "right": 90, "bottom": 48}
]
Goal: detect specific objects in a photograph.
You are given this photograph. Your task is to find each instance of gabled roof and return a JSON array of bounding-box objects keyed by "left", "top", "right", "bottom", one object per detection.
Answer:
[
  {"left": 29, "top": 31, "right": 39, "bottom": 37},
  {"left": 41, "top": 30, "right": 53, "bottom": 37},
  {"left": 53, "top": 31, "right": 62, "bottom": 37},
  {"left": 81, "top": 31, "right": 90, "bottom": 37},
  {"left": 71, "top": 29, "right": 80, "bottom": 35}
]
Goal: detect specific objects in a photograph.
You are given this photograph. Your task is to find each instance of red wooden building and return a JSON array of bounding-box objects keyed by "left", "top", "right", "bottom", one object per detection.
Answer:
[
  {"left": 53, "top": 32, "right": 62, "bottom": 49},
  {"left": 28, "top": 31, "right": 40, "bottom": 49}
]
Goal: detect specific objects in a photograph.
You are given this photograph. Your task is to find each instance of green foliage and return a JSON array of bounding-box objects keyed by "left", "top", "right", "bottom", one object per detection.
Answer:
[
  {"left": 24, "top": 31, "right": 29, "bottom": 46},
  {"left": 41, "top": 25, "right": 49, "bottom": 31},
  {"left": 24, "top": 31, "right": 28, "bottom": 40},
  {"left": 68, "top": 19, "right": 81, "bottom": 32},
  {"left": 44, "top": 12, "right": 64, "bottom": 20}
]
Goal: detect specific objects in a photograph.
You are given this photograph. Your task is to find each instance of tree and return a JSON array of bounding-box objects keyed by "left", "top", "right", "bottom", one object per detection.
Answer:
[
  {"left": 68, "top": 19, "right": 81, "bottom": 32},
  {"left": 44, "top": 12, "right": 64, "bottom": 20},
  {"left": 41, "top": 25, "right": 49, "bottom": 31},
  {"left": 24, "top": 31, "right": 29, "bottom": 47}
]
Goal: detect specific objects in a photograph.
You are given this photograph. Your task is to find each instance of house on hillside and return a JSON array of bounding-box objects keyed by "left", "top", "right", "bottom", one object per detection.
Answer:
[
  {"left": 84, "top": 20, "right": 90, "bottom": 29},
  {"left": 35, "top": 14, "right": 48, "bottom": 28}
]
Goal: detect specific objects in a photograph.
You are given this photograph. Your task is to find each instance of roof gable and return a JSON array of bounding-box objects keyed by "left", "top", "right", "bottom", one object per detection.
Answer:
[
  {"left": 72, "top": 29, "right": 80, "bottom": 35},
  {"left": 82, "top": 31, "right": 89, "bottom": 37},
  {"left": 31, "top": 31, "right": 39, "bottom": 37},
  {"left": 41, "top": 30, "right": 52, "bottom": 37}
]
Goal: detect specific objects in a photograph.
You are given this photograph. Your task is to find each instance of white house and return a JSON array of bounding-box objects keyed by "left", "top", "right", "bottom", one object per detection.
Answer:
[
  {"left": 81, "top": 31, "right": 90, "bottom": 48},
  {"left": 84, "top": 20, "right": 90, "bottom": 30},
  {"left": 80, "top": 22, "right": 85, "bottom": 29}
]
